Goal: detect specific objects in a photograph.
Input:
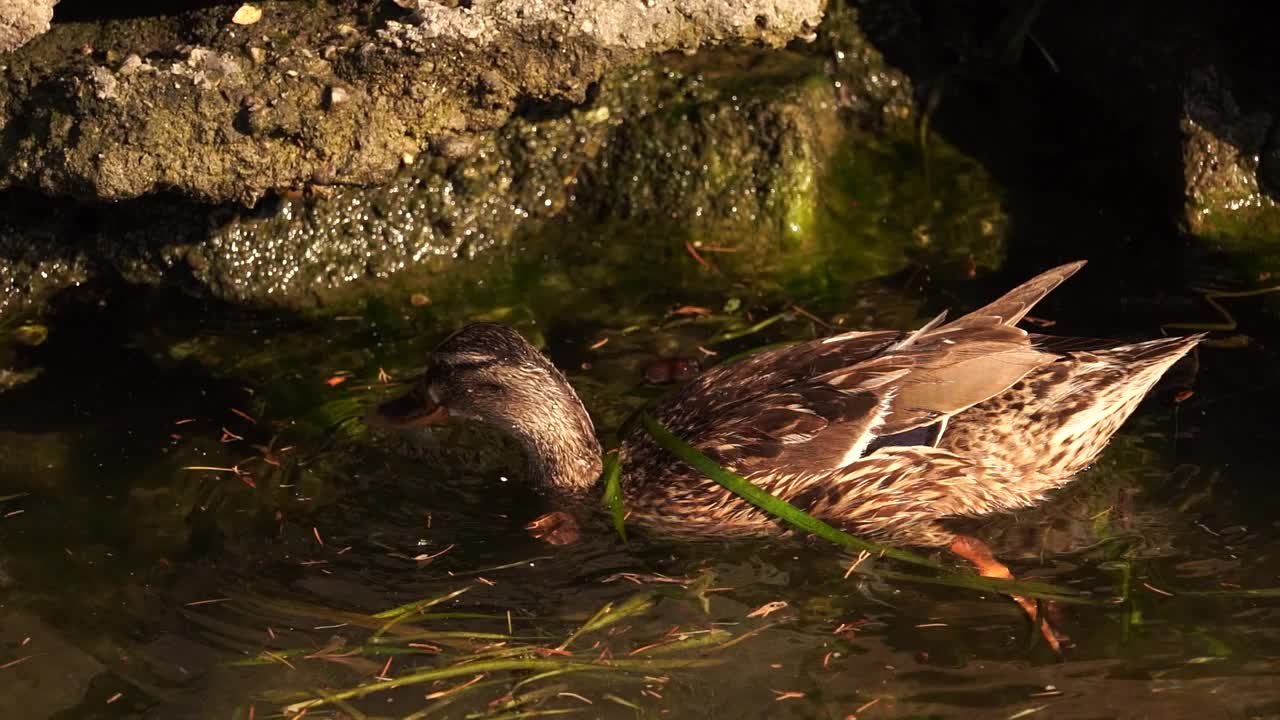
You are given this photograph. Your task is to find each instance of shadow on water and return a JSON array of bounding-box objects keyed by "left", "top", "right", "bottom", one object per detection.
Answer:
[{"left": 4, "top": 15, "right": 1280, "bottom": 720}]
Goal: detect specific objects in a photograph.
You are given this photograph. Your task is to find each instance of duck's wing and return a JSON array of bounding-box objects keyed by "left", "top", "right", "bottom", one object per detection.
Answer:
[
  {"left": 656, "top": 262, "right": 1089, "bottom": 476},
  {"left": 842, "top": 260, "right": 1088, "bottom": 437},
  {"left": 673, "top": 323, "right": 1052, "bottom": 477},
  {"left": 684, "top": 379, "right": 891, "bottom": 477},
  {"left": 948, "top": 260, "right": 1086, "bottom": 329},
  {"left": 831, "top": 322, "right": 1055, "bottom": 438},
  {"left": 654, "top": 330, "right": 903, "bottom": 477},
  {"left": 676, "top": 329, "right": 903, "bottom": 399},
  {"left": 681, "top": 334, "right": 1050, "bottom": 478}
]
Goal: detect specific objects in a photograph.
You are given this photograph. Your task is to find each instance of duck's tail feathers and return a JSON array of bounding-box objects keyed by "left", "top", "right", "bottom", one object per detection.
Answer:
[
  {"left": 951, "top": 260, "right": 1088, "bottom": 329},
  {"left": 1060, "top": 333, "right": 1205, "bottom": 424},
  {"left": 1102, "top": 333, "right": 1206, "bottom": 374}
]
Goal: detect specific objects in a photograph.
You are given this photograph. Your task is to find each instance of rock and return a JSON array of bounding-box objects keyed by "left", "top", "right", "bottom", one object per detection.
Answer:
[
  {"left": 230, "top": 4, "right": 262, "bottom": 26},
  {"left": 0, "top": 194, "right": 90, "bottom": 319},
  {"left": 577, "top": 55, "right": 842, "bottom": 245},
  {"left": 324, "top": 84, "right": 348, "bottom": 108},
  {"left": 0, "top": 611, "right": 105, "bottom": 719},
  {"left": 168, "top": 46, "right": 244, "bottom": 90},
  {"left": 0, "top": 11, "right": 1003, "bottom": 320},
  {"left": 153, "top": 50, "right": 864, "bottom": 309},
  {"left": 387, "top": 0, "right": 823, "bottom": 51},
  {"left": 132, "top": 633, "right": 223, "bottom": 685},
  {"left": 0, "top": 0, "right": 823, "bottom": 204},
  {"left": 0, "top": 0, "right": 56, "bottom": 54},
  {"left": 1181, "top": 67, "right": 1280, "bottom": 248},
  {"left": 116, "top": 53, "right": 152, "bottom": 75}
]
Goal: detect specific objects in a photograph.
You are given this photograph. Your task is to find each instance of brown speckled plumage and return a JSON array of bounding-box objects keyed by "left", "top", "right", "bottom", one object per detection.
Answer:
[{"left": 377, "top": 261, "right": 1202, "bottom": 550}]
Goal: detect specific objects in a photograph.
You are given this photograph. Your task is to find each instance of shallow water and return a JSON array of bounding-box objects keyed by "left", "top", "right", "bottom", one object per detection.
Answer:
[
  {"left": 3, "top": 228, "right": 1279, "bottom": 720},
  {"left": 4, "top": 60, "right": 1280, "bottom": 720}
]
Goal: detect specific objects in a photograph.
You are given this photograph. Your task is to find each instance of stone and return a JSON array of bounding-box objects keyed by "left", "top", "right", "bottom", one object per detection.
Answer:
[
  {"left": 0, "top": 611, "right": 105, "bottom": 719},
  {"left": 0, "top": 0, "right": 824, "bottom": 204},
  {"left": 1181, "top": 67, "right": 1280, "bottom": 250},
  {"left": 0, "top": 0, "right": 56, "bottom": 53}
]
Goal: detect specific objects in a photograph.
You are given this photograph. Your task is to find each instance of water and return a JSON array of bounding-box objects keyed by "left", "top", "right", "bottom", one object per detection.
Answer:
[
  {"left": 4, "top": 57, "right": 1280, "bottom": 720},
  {"left": 3, "top": 229, "right": 1278, "bottom": 719}
]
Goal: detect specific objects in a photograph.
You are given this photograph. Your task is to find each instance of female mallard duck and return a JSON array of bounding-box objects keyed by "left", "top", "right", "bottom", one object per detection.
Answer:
[{"left": 370, "top": 261, "right": 1201, "bottom": 651}]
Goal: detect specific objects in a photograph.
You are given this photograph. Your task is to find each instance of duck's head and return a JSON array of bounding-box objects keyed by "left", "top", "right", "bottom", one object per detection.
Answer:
[{"left": 367, "top": 323, "right": 603, "bottom": 492}]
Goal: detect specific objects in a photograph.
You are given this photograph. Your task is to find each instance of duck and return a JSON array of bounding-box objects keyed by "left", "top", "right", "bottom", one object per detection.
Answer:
[{"left": 369, "top": 261, "right": 1202, "bottom": 652}]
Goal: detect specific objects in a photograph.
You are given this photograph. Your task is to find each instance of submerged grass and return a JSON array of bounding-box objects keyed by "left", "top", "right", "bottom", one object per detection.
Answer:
[
  {"left": 281, "top": 650, "right": 721, "bottom": 714},
  {"left": 374, "top": 587, "right": 474, "bottom": 620},
  {"left": 373, "top": 587, "right": 474, "bottom": 641},
  {"left": 234, "top": 588, "right": 740, "bottom": 717},
  {"left": 229, "top": 645, "right": 438, "bottom": 667},
  {"left": 557, "top": 593, "right": 657, "bottom": 650}
]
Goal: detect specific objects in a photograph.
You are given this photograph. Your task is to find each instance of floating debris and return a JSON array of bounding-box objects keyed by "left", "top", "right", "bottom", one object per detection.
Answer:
[{"left": 746, "top": 601, "right": 788, "bottom": 619}]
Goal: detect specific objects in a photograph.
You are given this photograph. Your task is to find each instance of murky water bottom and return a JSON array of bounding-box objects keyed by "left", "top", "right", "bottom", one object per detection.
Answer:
[{"left": 2, "top": 234, "right": 1279, "bottom": 720}]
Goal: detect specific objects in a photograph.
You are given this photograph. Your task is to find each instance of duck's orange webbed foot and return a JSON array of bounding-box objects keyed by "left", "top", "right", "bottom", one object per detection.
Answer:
[
  {"left": 949, "top": 535, "right": 1065, "bottom": 656},
  {"left": 525, "top": 512, "right": 581, "bottom": 546}
]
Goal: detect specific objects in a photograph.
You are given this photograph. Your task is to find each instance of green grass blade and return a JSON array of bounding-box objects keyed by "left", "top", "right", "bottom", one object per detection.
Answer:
[
  {"left": 373, "top": 586, "right": 472, "bottom": 620},
  {"left": 229, "top": 593, "right": 415, "bottom": 633},
  {"left": 476, "top": 710, "right": 583, "bottom": 720},
  {"left": 283, "top": 657, "right": 720, "bottom": 714},
  {"left": 602, "top": 693, "right": 642, "bottom": 711},
  {"left": 313, "top": 688, "right": 369, "bottom": 720},
  {"left": 228, "top": 644, "right": 435, "bottom": 667},
  {"left": 630, "top": 628, "right": 733, "bottom": 655},
  {"left": 374, "top": 630, "right": 545, "bottom": 644},
  {"left": 640, "top": 413, "right": 938, "bottom": 568},
  {"left": 372, "top": 587, "right": 473, "bottom": 642},
  {"left": 558, "top": 594, "right": 656, "bottom": 650},
  {"left": 509, "top": 668, "right": 591, "bottom": 694},
  {"left": 600, "top": 450, "right": 627, "bottom": 542},
  {"left": 707, "top": 312, "right": 786, "bottom": 345}
]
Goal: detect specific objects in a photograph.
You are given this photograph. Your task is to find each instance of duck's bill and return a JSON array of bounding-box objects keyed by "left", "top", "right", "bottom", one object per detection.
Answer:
[{"left": 366, "top": 391, "right": 449, "bottom": 428}]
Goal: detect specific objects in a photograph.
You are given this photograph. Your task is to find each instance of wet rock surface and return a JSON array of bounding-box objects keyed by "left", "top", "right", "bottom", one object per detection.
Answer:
[
  {"left": 1181, "top": 67, "right": 1280, "bottom": 252},
  {"left": 0, "top": 0, "right": 840, "bottom": 320},
  {"left": 5, "top": 1, "right": 1278, "bottom": 325},
  {"left": 0, "top": 0, "right": 822, "bottom": 203},
  {"left": 0, "top": 17, "right": 933, "bottom": 319},
  {"left": 0, "top": 0, "right": 55, "bottom": 53},
  {"left": 0, "top": 611, "right": 106, "bottom": 719}
]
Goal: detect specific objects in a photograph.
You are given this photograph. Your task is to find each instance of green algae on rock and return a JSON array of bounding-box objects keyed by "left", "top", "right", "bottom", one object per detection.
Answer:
[
  {"left": 1182, "top": 69, "right": 1280, "bottom": 266},
  {"left": 0, "top": 4, "right": 1010, "bottom": 322},
  {"left": 175, "top": 45, "right": 1004, "bottom": 315}
]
